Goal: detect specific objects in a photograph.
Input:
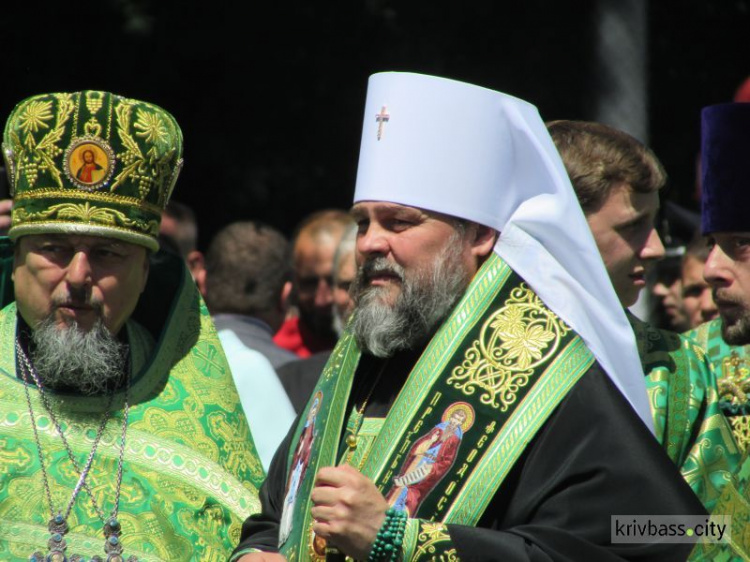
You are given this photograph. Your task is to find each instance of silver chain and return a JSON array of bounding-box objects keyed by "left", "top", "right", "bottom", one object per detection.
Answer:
[{"left": 16, "top": 337, "right": 131, "bottom": 524}]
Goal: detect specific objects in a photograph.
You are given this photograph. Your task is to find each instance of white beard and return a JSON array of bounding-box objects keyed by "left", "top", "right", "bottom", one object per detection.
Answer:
[{"left": 30, "top": 315, "right": 127, "bottom": 395}]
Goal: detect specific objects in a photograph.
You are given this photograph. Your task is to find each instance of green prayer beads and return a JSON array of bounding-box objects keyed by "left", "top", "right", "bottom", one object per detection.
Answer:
[{"left": 368, "top": 508, "right": 407, "bottom": 562}]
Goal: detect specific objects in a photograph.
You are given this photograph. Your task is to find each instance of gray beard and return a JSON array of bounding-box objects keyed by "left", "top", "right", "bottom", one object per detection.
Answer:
[
  {"left": 721, "top": 315, "right": 750, "bottom": 346},
  {"left": 350, "top": 235, "right": 470, "bottom": 358},
  {"left": 30, "top": 315, "right": 127, "bottom": 395},
  {"left": 714, "top": 289, "right": 750, "bottom": 346}
]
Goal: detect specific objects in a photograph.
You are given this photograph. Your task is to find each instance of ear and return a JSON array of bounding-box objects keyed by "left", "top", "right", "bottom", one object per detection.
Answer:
[
  {"left": 186, "top": 250, "right": 205, "bottom": 277},
  {"left": 280, "top": 280, "right": 293, "bottom": 312},
  {"left": 187, "top": 250, "right": 207, "bottom": 296},
  {"left": 469, "top": 224, "right": 498, "bottom": 259}
]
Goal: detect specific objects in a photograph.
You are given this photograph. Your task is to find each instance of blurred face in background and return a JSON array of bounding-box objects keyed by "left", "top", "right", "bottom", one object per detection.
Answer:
[
  {"left": 681, "top": 254, "right": 718, "bottom": 328},
  {"left": 294, "top": 232, "right": 338, "bottom": 336},
  {"left": 652, "top": 257, "right": 689, "bottom": 332},
  {"left": 332, "top": 250, "right": 356, "bottom": 335}
]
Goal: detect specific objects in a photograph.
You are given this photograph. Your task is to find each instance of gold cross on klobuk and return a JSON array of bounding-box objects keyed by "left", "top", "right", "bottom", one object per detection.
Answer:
[{"left": 375, "top": 106, "right": 390, "bottom": 140}]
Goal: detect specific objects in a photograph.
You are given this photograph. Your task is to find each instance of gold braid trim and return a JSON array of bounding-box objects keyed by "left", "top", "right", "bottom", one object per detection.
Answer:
[
  {"left": 14, "top": 187, "right": 163, "bottom": 214},
  {"left": 12, "top": 202, "right": 158, "bottom": 235}
]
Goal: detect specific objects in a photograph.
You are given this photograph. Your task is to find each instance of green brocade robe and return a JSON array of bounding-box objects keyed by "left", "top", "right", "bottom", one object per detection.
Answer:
[
  {"left": 684, "top": 320, "right": 750, "bottom": 561},
  {"left": 631, "top": 315, "right": 740, "bottom": 511},
  {"left": 686, "top": 318, "right": 750, "bottom": 453},
  {"left": 0, "top": 246, "right": 263, "bottom": 561}
]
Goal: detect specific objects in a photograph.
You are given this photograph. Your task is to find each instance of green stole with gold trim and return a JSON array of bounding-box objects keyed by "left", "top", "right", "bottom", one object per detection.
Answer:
[{"left": 278, "top": 253, "right": 595, "bottom": 561}]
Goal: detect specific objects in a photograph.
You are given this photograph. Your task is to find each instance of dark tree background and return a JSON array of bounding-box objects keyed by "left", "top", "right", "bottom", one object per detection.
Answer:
[{"left": 2, "top": 0, "right": 748, "bottom": 248}]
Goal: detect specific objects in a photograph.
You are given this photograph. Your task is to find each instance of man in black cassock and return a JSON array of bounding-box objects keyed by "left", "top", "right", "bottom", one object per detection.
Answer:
[{"left": 232, "top": 72, "right": 704, "bottom": 562}]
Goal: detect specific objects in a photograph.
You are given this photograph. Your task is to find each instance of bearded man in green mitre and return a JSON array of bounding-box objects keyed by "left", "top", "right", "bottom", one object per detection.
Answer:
[{"left": 0, "top": 91, "right": 263, "bottom": 561}]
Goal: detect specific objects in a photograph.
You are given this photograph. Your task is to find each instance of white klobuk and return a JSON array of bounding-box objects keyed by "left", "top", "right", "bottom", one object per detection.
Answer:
[{"left": 354, "top": 72, "right": 653, "bottom": 433}]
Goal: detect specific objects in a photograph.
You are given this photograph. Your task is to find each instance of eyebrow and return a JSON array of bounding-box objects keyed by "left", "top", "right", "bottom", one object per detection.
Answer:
[
  {"left": 351, "top": 203, "right": 427, "bottom": 218},
  {"left": 618, "top": 210, "right": 653, "bottom": 229}
]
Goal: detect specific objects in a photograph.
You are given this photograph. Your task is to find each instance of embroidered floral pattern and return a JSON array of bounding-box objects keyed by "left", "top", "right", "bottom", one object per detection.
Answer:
[{"left": 448, "top": 284, "right": 569, "bottom": 411}]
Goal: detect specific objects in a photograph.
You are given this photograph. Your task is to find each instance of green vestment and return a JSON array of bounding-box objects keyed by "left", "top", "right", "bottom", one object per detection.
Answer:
[
  {"left": 686, "top": 318, "right": 750, "bottom": 453},
  {"left": 0, "top": 245, "right": 263, "bottom": 561},
  {"left": 685, "top": 319, "right": 750, "bottom": 561},
  {"left": 631, "top": 315, "right": 740, "bottom": 511}
]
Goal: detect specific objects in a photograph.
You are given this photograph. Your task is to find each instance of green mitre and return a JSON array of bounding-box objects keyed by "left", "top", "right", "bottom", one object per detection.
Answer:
[{"left": 2, "top": 90, "right": 183, "bottom": 251}]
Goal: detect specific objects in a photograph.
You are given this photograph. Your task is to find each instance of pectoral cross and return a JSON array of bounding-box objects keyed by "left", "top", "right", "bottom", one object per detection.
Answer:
[{"left": 375, "top": 106, "right": 390, "bottom": 140}]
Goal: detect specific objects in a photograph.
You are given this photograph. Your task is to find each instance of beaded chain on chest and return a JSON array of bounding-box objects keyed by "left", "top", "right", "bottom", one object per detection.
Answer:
[{"left": 17, "top": 338, "right": 138, "bottom": 562}]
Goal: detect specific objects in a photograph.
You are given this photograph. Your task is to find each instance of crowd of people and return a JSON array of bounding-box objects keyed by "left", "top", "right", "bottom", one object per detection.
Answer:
[{"left": 1, "top": 74, "right": 750, "bottom": 562}]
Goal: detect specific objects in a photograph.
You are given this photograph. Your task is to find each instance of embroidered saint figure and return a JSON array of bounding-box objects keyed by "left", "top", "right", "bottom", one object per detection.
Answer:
[
  {"left": 386, "top": 402, "right": 474, "bottom": 515},
  {"left": 279, "top": 391, "right": 322, "bottom": 545}
]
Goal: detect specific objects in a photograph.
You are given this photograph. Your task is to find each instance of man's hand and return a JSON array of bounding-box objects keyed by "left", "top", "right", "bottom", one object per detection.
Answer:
[
  {"left": 310, "top": 464, "right": 390, "bottom": 560},
  {"left": 236, "top": 553, "right": 286, "bottom": 562}
]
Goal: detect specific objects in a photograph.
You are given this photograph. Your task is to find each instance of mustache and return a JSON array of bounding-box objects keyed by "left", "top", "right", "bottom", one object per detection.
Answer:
[
  {"left": 51, "top": 288, "right": 104, "bottom": 311},
  {"left": 360, "top": 257, "right": 405, "bottom": 282},
  {"left": 713, "top": 289, "right": 743, "bottom": 307}
]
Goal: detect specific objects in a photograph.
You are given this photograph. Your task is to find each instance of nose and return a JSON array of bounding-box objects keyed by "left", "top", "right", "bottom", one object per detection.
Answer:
[
  {"left": 704, "top": 245, "right": 731, "bottom": 288},
  {"left": 66, "top": 251, "right": 93, "bottom": 288},
  {"left": 641, "top": 228, "right": 665, "bottom": 261},
  {"left": 314, "top": 277, "right": 333, "bottom": 308},
  {"left": 356, "top": 223, "right": 389, "bottom": 259},
  {"left": 652, "top": 282, "right": 668, "bottom": 298}
]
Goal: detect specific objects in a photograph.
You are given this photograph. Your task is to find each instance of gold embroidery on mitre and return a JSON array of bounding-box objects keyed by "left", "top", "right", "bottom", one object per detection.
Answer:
[
  {"left": 112, "top": 102, "right": 176, "bottom": 201},
  {"left": 447, "top": 284, "right": 570, "bottom": 411},
  {"left": 2, "top": 144, "right": 16, "bottom": 196},
  {"left": 18, "top": 99, "right": 54, "bottom": 136},
  {"left": 12, "top": 202, "right": 158, "bottom": 235},
  {"left": 16, "top": 94, "right": 75, "bottom": 191},
  {"left": 83, "top": 117, "right": 103, "bottom": 138},
  {"left": 85, "top": 90, "right": 104, "bottom": 114}
]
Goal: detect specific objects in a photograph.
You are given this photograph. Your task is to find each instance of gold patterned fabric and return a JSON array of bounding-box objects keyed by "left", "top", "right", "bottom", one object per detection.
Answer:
[
  {"left": 686, "top": 319, "right": 750, "bottom": 454},
  {"left": 2, "top": 91, "right": 183, "bottom": 251},
  {"left": 684, "top": 320, "right": 750, "bottom": 560},
  {"left": 631, "top": 315, "right": 740, "bottom": 511},
  {"left": 0, "top": 247, "right": 263, "bottom": 561}
]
